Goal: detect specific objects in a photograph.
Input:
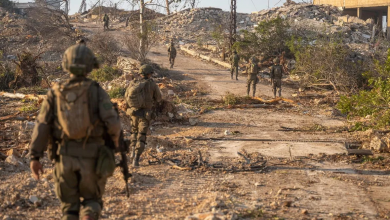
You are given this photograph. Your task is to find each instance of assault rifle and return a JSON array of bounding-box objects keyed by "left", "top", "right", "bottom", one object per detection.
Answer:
[
  {"left": 104, "top": 102, "right": 132, "bottom": 197},
  {"left": 117, "top": 130, "right": 131, "bottom": 198}
]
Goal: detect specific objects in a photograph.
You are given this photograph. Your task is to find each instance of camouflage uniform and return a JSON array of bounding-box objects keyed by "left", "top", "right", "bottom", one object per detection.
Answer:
[
  {"left": 29, "top": 44, "right": 121, "bottom": 220},
  {"left": 103, "top": 14, "right": 109, "bottom": 30},
  {"left": 126, "top": 65, "right": 162, "bottom": 167},
  {"left": 230, "top": 51, "right": 239, "bottom": 80},
  {"left": 168, "top": 42, "right": 177, "bottom": 68},
  {"left": 270, "top": 58, "right": 283, "bottom": 98},
  {"left": 247, "top": 56, "right": 259, "bottom": 97}
]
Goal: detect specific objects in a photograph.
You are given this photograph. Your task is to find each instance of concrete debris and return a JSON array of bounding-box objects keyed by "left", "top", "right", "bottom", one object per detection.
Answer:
[
  {"left": 189, "top": 118, "right": 199, "bottom": 126},
  {"left": 29, "top": 195, "right": 39, "bottom": 203},
  {"left": 369, "top": 135, "right": 389, "bottom": 153},
  {"left": 5, "top": 155, "right": 23, "bottom": 166},
  {"left": 252, "top": 3, "right": 375, "bottom": 50},
  {"left": 157, "top": 7, "right": 252, "bottom": 44}
]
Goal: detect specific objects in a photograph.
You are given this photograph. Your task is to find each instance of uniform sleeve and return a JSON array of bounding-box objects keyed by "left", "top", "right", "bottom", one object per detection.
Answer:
[
  {"left": 29, "top": 89, "right": 55, "bottom": 160},
  {"left": 98, "top": 87, "right": 121, "bottom": 148},
  {"left": 270, "top": 66, "right": 274, "bottom": 78},
  {"left": 153, "top": 82, "right": 163, "bottom": 103},
  {"left": 168, "top": 47, "right": 171, "bottom": 53}
]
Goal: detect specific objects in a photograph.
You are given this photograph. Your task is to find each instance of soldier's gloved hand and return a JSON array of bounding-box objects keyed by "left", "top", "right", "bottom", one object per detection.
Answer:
[{"left": 30, "top": 160, "right": 43, "bottom": 180}]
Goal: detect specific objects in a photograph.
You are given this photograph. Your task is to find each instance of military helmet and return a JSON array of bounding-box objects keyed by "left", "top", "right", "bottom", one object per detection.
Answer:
[
  {"left": 139, "top": 64, "right": 154, "bottom": 76},
  {"left": 274, "top": 57, "right": 280, "bottom": 64},
  {"left": 62, "top": 44, "right": 99, "bottom": 76}
]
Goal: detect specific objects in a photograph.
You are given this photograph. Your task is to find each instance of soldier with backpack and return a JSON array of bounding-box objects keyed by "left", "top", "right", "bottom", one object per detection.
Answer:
[
  {"left": 270, "top": 57, "right": 283, "bottom": 98},
  {"left": 247, "top": 56, "right": 259, "bottom": 97},
  {"left": 168, "top": 41, "right": 177, "bottom": 68},
  {"left": 125, "top": 64, "right": 162, "bottom": 167},
  {"left": 29, "top": 44, "right": 122, "bottom": 220},
  {"left": 103, "top": 14, "right": 109, "bottom": 30},
  {"left": 230, "top": 50, "right": 240, "bottom": 80}
]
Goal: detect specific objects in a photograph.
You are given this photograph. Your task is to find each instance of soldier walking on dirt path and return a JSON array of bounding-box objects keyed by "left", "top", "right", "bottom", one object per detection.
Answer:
[
  {"left": 168, "top": 41, "right": 177, "bottom": 68},
  {"left": 230, "top": 50, "right": 240, "bottom": 80},
  {"left": 125, "top": 64, "right": 162, "bottom": 167},
  {"left": 270, "top": 57, "right": 283, "bottom": 98},
  {"left": 29, "top": 44, "right": 122, "bottom": 220},
  {"left": 247, "top": 56, "right": 259, "bottom": 97},
  {"left": 103, "top": 14, "right": 109, "bottom": 30}
]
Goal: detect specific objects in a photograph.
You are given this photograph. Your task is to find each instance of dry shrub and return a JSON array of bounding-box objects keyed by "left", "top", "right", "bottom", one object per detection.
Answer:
[
  {"left": 288, "top": 36, "right": 366, "bottom": 93},
  {"left": 90, "top": 33, "right": 121, "bottom": 65},
  {"left": 122, "top": 21, "right": 158, "bottom": 62},
  {"left": 25, "top": 6, "right": 75, "bottom": 52}
]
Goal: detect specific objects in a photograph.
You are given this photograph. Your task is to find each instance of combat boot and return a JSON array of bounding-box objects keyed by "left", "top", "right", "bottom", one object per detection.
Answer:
[{"left": 132, "top": 154, "right": 140, "bottom": 167}]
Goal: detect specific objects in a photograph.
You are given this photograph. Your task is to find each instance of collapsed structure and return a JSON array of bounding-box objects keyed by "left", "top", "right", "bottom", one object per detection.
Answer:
[{"left": 313, "top": 0, "right": 390, "bottom": 38}]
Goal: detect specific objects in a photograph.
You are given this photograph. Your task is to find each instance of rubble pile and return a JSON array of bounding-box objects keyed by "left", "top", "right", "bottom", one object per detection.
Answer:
[
  {"left": 156, "top": 7, "right": 252, "bottom": 43},
  {"left": 252, "top": 3, "right": 375, "bottom": 45}
]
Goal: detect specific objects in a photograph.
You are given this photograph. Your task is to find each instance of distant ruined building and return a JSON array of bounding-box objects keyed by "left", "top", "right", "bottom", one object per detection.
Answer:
[
  {"left": 14, "top": 0, "right": 65, "bottom": 14},
  {"left": 314, "top": 0, "right": 390, "bottom": 38}
]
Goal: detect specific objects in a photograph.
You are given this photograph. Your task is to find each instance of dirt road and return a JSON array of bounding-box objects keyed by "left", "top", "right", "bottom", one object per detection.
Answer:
[{"left": 1, "top": 22, "right": 389, "bottom": 220}]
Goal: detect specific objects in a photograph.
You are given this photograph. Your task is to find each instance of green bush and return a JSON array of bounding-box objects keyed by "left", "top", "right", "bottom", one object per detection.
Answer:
[
  {"left": 233, "top": 17, "right": 290, "bottom": 59},
  {"left": 108, "top": 86, "right": 126, "bottom": 98},
  {"left": 89, "top": 65, "right": 122, "bottom": 82},
  {"left": 337, "top": 49, "right": 390, "bottom": 129}
]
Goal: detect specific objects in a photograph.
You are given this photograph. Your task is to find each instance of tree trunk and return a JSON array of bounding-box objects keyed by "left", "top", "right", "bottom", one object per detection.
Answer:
[
  {"left": 165, "top": 0, "right": 170, "bottom": 15},
  {"left": 139, "top": 0, "right": 146, "bottom": 61}
]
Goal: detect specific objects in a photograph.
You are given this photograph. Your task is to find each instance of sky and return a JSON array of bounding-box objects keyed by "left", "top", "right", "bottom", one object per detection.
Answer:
[{"left": 12, "top": 0, "right": 307, "bottom": 15}]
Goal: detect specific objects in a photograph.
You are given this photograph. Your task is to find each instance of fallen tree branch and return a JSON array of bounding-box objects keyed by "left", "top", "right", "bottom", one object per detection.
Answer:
[{"left": 0, "top": 92, "right": 46, "bottom": 101}]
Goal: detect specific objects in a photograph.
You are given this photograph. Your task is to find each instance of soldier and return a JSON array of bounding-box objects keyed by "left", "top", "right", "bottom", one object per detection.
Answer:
[
  {"left": 103, "top": 14, "right": 109, "bottom": 30},
  {"left": 125, "top": 64, "right": 162, "bottom": 167},
  {"left": 29, "top": 44, "right": 121, "bottom": 220},
  {"left": 230, "top": 50, "right": 240, "bottom": 80},
  {"left": 246, "top": 56, "right": 259, "bottom": 97},
  {"left": 270, "top": 57, "right": 283, "bottom": 98},
  {"left": 168, "top": 41, "right": 177, "bottom": 68}
]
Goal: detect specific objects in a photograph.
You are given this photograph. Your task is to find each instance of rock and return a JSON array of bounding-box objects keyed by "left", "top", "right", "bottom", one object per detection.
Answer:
[
  {"left": 224, "top": 130, "right": 231, "bottom": 135},
  {"left": 7, "top": 149, "right": 21, "bottom": 157},
  {"left": 301, "top": 209, "right": 308, "bottom": 215},
  {"left": 3, "top": 215, "right": 11, "bottom": 220},
  {"left": 189, "top": 118, "right": 198, "bottom": 126},
  {"left": 29, "top": 195, "right": 39, "bottom": 203},
  {"left": 168, "top": 90, "right": 175, "bottom": 96},
  {"left": 5, "top": 155, "right": 22, "bottom": 166},
  {"left": 168, "top": 112, "right": 174, "bottom": 118},
  {"left": 370, "top": 135, "right": 388, "bottom": 152},
  {"left": 283, "top": 201, "right": 292, "bottom": 207}
]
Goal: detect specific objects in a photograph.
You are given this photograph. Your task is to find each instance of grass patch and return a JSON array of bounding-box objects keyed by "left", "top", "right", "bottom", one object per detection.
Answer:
[
  {"left": 223, "top": 92, "right": 239, "bottom": 106},
  {"left": 108, "top": 86, "right": 126, "bottom": 98},
  {"left": 238, "top": 209, "right": 265, "bottom": 218},
  {"left": 89, "top": 65, "right": 122, "bottom": 82},
  {"left": 19, "top": 100, "right": 39, "bottom": 113},
  {"left": 362, "top": 156, "right": 385, "bottom": 163}
]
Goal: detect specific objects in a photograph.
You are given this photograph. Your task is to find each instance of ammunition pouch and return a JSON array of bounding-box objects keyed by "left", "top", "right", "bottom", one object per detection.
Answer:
[{"left": 96, "top": 146, "right": 116, "bottom": 178}]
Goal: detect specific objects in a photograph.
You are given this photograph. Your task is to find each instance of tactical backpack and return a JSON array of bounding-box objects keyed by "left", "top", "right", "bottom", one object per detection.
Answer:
[
  {"left": 125, "top": 79, "right": 148, "bottom": 109},
  {"left": 169, "top": 46, "right": 177, "bottom": 57},
  {"left": 249, "top": 62, "right": 258, "bottom": 74},
  {"left": 273, "top": 65, "right": 283, "bottom": 79},
  {"left": 54, "top": 80, "right": 96, "bottom": 140},
  {"left": 232, "top": 54, "right": 239, "bottom": 66}
]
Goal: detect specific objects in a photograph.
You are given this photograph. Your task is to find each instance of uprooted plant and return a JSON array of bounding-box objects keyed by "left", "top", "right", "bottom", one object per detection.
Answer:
[{"left": 287, "top": 35, "right": 366, "bottom": 93}]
